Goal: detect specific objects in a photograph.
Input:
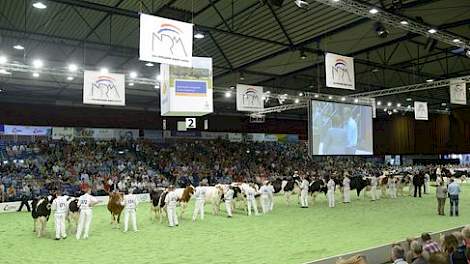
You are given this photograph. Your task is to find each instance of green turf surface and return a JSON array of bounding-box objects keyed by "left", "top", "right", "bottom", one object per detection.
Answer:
[{"left": 0, "top": 186, "right": 469, "bottom": 264}]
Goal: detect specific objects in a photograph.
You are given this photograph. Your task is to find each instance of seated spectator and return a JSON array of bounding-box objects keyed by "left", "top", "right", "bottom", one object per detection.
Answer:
[
  {"left": 442, "top": 234, "right": 467, "bottom": 264},
  {"left": 461, "top": 226, "right": 470, "bottom": 262},
  {"left": 428, "top": 253, "right": 449, "bottom": 264},
  {"left": 392, "top": 245, "right": 409, "bottom": 264},
  {"left": 7, "top": 185, "right": 16, "bottom": 201},
  {"left": 422, "top": 233, "right": 441, "bottom": 255},
  {"left": 0, "top": 182, "right": 5, "bottom": 202},
  {"left": 410, "top": 240, "right": 427, "bottom": 264}
]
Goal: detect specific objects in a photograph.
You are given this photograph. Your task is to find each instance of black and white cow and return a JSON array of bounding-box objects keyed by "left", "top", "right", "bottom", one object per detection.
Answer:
[
  {"left": 31, "top": 195, "right": 55, "bottom": 238},
  {"left": 66, "top": 197, "right": 79, "bottom": 233},
  {"left": 272, "top": 176, "right": 300, "bottom": 206},
  {"left": 349, "top": 177, "right": 371, "bottom": 198},
  {"left": 149, "top": 188, "right": 167, "bottom": 223},
  {"left": 308, "top": 178, "right": 327, "bottom": 203}
]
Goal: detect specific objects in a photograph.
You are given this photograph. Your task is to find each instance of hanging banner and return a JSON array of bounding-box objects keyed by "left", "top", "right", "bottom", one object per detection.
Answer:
[
  {"left": 236, "top": 84, "right": 264, "bottom": 112},
  {"left": 414, "top": 101, "right": 428, "bottom": 120},
  {"left": 139, "top": 14, "right": 193, "bottom": 67},
  {"left": 450, "top": 79, "right": 467, "bottom": 105},
  {"left": 3, "top": 125, "right": 51, "bottom": 136},
  {"left": 325, "top": 52, "right": 355, "bottom": 90},
  {"left": 83, "top": 70, "right": 125, "bottom": 106},
  {"left": 52, "top": 127, "right": 75, "bottom": 141},
  {"left": 160, "top": 57, "right": 213, "bottom": 116}
]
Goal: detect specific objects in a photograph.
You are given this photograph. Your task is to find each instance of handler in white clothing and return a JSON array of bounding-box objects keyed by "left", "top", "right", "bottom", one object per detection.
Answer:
[
  {"left": 370, "top": 176, "right": 378, "bottom": 201},
  {"left": 192, "top": 183, "right": 207, "bottom": 221},
  {"left": 343, "top": 176, "right": 351, "bottom": 203},
  {"left": 76, "top": 188, "right": 99, "bottom": 240},
  {"left": 52, "top": 191, "right": 69, "bottom": 240},
  {"left": 327, "top": 178, "right": 336, "bottom": 208},
  {"left": 268, "top": 181, "right": 275, "bottom": 212},
  {"left": 122, "top": 189, "right": 138, "bottom": 232},
  {"left": 165, "top": 186, "right": 179, "bottom": 227},
  {"left": 298, "top": 177, "right": 309, "bottom": 208},
  {"left": 224, "top": 186, "right": 234, "bottom": 218},
  {"left": 259, "top": 181, "right": 271, "bottom": 214},
  {"left": 246, "top": 184, "right": 259, "bottom": 216},
  {"left": 388, "top": 178, "right": 397, "bottom": 199}
]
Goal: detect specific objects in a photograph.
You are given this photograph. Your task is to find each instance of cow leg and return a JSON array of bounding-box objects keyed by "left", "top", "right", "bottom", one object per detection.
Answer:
[
  {"left": 285, "top": 192, "right": 290, "bottom": 206},
  {"left": 117, "top": 213, "right": 121, "bottom": 224},
  {"left": 33, "top": 219, "right": 37, "bottom": 232}
]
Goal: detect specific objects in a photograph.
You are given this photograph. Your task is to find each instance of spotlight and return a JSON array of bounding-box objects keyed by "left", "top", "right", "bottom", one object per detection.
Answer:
[
  {"left": 298, "top": 92, "right": 303, "bottom": 96},
  {"left": 129, "top": 71, "right": 138, "bottom": 78},
  {"left": 441, "top": 102, "right": 447, "bottom": 106},
  {"left": 354, "top": 98, "right": 359, "bottom": 103},
  {"left": 396, "top": 103, "right": 401, "bottom": 107},
  {"left": 33, "top": 72, "right": 40, "bottom": 78},
  {"left": 13, "top": 45, "right": 24, "bottom": 50},
  {"left": 129, "top": 82, "right": 134, "bottom": 86},
  {"left": 32, "top": 1, "right": 47, "bottom": 9},
  {"left": 453, "top": 39, "right": 461, "bottom": 43},
  {"left": 387, "top": 102, "right": 392, "bottom": 107},
  {"left": 377, "top": 101, "right": 382, "bottom": 106},
  {"left": 407, "top": 105, "right": 412, "bottom": 109},
  {"left": 32, "top": 59, "right": 43, "bottom": 68},
  {"left": 66, "top": 76, "right": 74, "bottom": 81},
  {"left": 295, "top": 98, "right": 300, "bottom": 104},
  {"left": 428, "top": 28, "right": 437, "bottom": 34},
  {"left": 145, "top": 62, "right": 154, "bottom": 67},
  {"left": 384, "top": 108, "right": 388, "bottom": 112},
  {"left": 194, "top": 32, "right": 205, "bottom": 39},
  {"left": 300, "top": 51, "right": 307, "bottom": 60},
  {"left": 0, "top": 56, "right": 7, "bottom": 64},
  {"left": 0, "top": 69, "right": 12, "bottom": 75},
  {"left": 100, "top": 68, "right": 109, "bottom": 74},
  {"left": 426, "top": 79, "right": 434, "bottom": 83},
  {"left": 314, "top": 94, "right": 319, "bottom": 98},
  {"left": 341, "top": 97, "right": 346, "bottom": 101},
  {"left": 225, "top": 91, "right": 232, "bottom": 98},
  {"left": 266, "top": 91, "right": 271, "bottom": 94},
  {"left": 400, "top": 21, "right": 409, "bottom": 25},
  {"left": 374, "top": 22, "right": 389, "bottom": 38},
  {"left": 465, "top": 50, "right": 470, "bottom": 58},
  {"left": 387, "top": 110, "right": 392, "bottom": 115},
  {"left": 369, "top": 8, "right": 379, "bottom": 14},
  {"left": 68, "top": 64, "right": 78, "bottom": 72},
  {"left": 328, "top": 96, "right": 333, "bottom": 100},
  {"left": 406, "top": 98, "right": 412, "bottom": 101},
  {"left": 393, "top": 109, "right": 398, "bottom": 113},
  {"left": 230, "top": 86, "right": 235, "bottom": 90}
]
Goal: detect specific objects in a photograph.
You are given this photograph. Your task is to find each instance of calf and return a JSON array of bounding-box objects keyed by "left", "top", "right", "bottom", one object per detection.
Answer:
[
  {"left": 31, "top": 195, "right": 54, "bottom": 238},
  {"left": 107, "top": 192, "right": 124, "bottom": 228}
]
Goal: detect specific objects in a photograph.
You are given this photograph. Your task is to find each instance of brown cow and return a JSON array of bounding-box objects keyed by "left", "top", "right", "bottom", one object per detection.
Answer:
[
  {"left": 177, "top": 185, "right": 194, "bottom": 219},
  {"left": 107, "top": 191, "right": 124, "bottom": 228}
]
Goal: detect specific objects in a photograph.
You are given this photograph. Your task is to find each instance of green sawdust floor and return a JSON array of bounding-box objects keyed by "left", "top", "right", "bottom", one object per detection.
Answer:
[{"left": 1, "top": 185, "right": 469, "bottom": 264}]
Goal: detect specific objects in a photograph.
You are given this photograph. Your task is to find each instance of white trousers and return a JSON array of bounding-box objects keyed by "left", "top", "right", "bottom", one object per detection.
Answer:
[
  {"left": 76, "top": 209, "right": 92, "bottom": 240},
  {"left": 389, "top": 187, "right": 397, "bottom": 198},
  {"left": 343, "top": 188, "right": 350, "bottom": 203},
  {"left": 260, "top": 196, "right": 269, "bottom": 214},
  {"left": 55, "top": 213, "right": 67, "bottom": 239},
  {"left": 370, "top": 186, "right": 378, "bottom": 201},
  {"left": 268, "top": 195, "right": 274, "bottom": 211},
  {"left": 192, "top": 200, "right": 205, "bottom": 221},
  {"left": 167, "top": 206, "right": 178, "bottom": 227},
  {"left": 123, "top": 209, "right": 137, "bottom": 232},
  {"left": 327, "top": 190, "right": 335, "bottom": 207},
  {"left": 247, "top": 199, "right": 258, "bottom": 216},
  {"left": 300, "top": 190, "right": 308, "bottom": 207},
  {"left": 225, "top": 200, "right": 232, "bottom": 217}
]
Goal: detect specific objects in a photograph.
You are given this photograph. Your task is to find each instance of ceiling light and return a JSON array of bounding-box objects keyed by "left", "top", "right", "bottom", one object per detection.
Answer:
[
  {"left": 384, "top": 108, "right": 388, "bottom": 112},
  {"left": 32, "top": 59, "right": 43, "bottom": 68},
  {"left": 396, "top": 103, "right": 401, "bottom": 107},
  {"left": 13, "top": 45, "right": 24, "bottom": 50},
  {"left": 332, "top": 0, "right": 340, "bottom": 2},
  {"left": 0, "top": 69, "right": 12, "bottom": 75},
  {"left": 341, "top": 97, "right": 346, "bottom": 101},
  {"left": 466, "top": 50, "right": 470, "bottom": 58},
  {"left": 453, "top": 39, "right": 461, "bottom": 43},
  {"left": 388, "top": 110, "right": 392, "bottom": 116},
  {"left": 387, "top": 102, "right": 392, "bottom": 107},
  {"left": 0, "top": 56, "right": 7, "bottom": 64},
  {"left": 100, "top": 68, "right": 109, "bottom": 74},
  {"left": 298, "top": 92, "right": 303, "bottom": 96},
  {"left": 407, "top": 105, "right": 412, "bottom": 109},
  {"left": 328, "top": 96, "right": 333, "bottom": 100},
  {"left": 426, "top": 79, "right": 434, "bottom": 83},
  {"left": 374, "top": 22, "right": 389, "bottom": 38},
  {"left": 406, "top": 98, "right": 412, "bottom": 101},
  {"left": 66, "top": 76, "right": 74, "bottom": 81},
  {"left": 441, "top": 102, "right": 447, "bottom": 106},
  {"left": 428, "top": 28, "right": 437, "bottom": 34},
  {"left": 300, "top": 51, "right": 307, "bottom": 60},
  {"left": 154, "top": 85, "right": 159, "bottom": 89},
  {"left": 129, "top": 71, "right": 138, "bottom": 78},
  {"left": 266, "top": 91, "right": 271, "bottom": 94},
  {"left": 393, "top": 109, "right": 398, "bottom": 113},
  {"left": 377, "top": 101, "right": 382, "bottom": 106},
  {"left": 145, "top": 62, "right": 154, "bottom": 67},
  {"left": 371, "top": 68, "right": 379, "bottom": 73},
  {"left": 32, "top": 1, "right": 47, "bottom": 9},
  {"left": 369, "top": 8, "right": 379, "bottom": 14},
  {"left": 225, "top": 91, "right": 232, "bottom": 98},
  {"left": 400, "top": 21, "right": 409, "bottom": 25},
  {"left": 354, "top": 98, "right": 359, "bottom": 103},
  {"left": 314, "top": 94, "right": 319, "bottom": 98},
  {"left": 68, "top": 64, "right": 78, "bottom": 72},
  {"left": 295, "top": 98, "right": 300, "bottom": 104},
  {"left": 33, "top": 72, "right": 40, "bottom": 78},
  {"left": 129, "top": 82, "right": 134, "bottom": 86},
  {"left": 194, "top": 32, "right": 205, "bottom": 39}
]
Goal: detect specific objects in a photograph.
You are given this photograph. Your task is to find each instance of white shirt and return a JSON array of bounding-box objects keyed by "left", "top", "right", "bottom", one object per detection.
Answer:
[
  {"left": 78, "top": 193, "right": 98, "bottom": 211},
  {"left": 123, "top": 194, "right": 138, "bottom": 210},
  {"left": 225, "top": 189, "right": 234, "bottom": 202},
  {"left": 53, "top": 195, "right": 69, "bottom": 214},
  {"left": 343, "top": 178, "right": 350, "bottom": 189},
  {"left": 246, "top": 187, "right": 256, "bottom": 201},
  {"left": 259, "top": 185, "right": 271, "bottom": 198},
  {"left": 300, "top": 180, "right": 309, "bottom": 191},
  {"left": 327, "top": 179, "right": 335, "bottom": 191},
  {"left": 165, "top": 191, "right": 178, "bottom": 208},
  {"left": 194, "top": 187, "right": 206, "bottom": 201}
]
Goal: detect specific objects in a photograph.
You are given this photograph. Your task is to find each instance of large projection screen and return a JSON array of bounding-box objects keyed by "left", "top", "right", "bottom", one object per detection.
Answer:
[{"left": 308, "top": 100, "right": 373, "bottom": 155}]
